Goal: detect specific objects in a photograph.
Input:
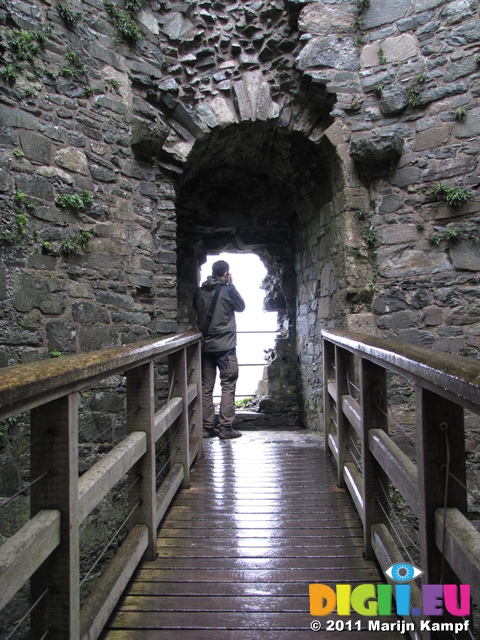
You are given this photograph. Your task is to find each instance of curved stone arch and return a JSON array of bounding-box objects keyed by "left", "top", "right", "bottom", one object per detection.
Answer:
[{"left": 163, "top": 78, "right": 370, "bottom": 428}]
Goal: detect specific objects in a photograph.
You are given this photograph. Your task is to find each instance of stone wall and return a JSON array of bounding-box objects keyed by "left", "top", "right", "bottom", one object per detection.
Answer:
[{"left": 0, "top": 0, "right": 479, "bottom": 431}]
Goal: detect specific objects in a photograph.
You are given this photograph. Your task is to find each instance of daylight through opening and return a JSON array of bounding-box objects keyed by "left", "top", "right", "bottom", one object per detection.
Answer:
[{"left": 200, "top": 253, "right": 277, "bottom": 404}]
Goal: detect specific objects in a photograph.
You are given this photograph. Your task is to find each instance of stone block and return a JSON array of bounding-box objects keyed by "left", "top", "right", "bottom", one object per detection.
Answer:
[
  {"left": 15, "top": 175, "right": 54, "bottom": 202},
  {"left": 299, "top": 3, "right": 355, "bottom": 35},
  {"left": 377, "top": 224, "right": 421, "bottom": 245},
  {"left": 297, "top": 35, "right": 360, "bottom": 72},
  {"left": 350, "top": 131, "right": 404, "bottom": 163},
  {"left": 380, "top": 84, "right": 409, "bottom": 116},
  {"left": 79, "top": 325, "right": 117, "bottom": 351},
  {"left": 162, "top": 12, "right": 197, "bottom": 41},
  {"left": 362, "top": 0, "right": 411, "bottom": 28},
  {"left": 377, "top": 310, "right": 423, "bottom": 330},
  {"left": 208, "top": 96, "right": 237, "bottom": 127},
  {"left": 72, "top": 301, "right": 110, "bottom": 325},
  {"left": 46, "top": 319, "right": 77, "bottom": 353},
  {"left": 455, "top": 106, "right": 480, "bottom": 138},
  {"left": 450, "top": 240, "right": 480, "bottom": 271},
  {"left": 18, "top": 131, "right": 52, "bottom": 164},
  {"left": 96, "top": 291, "right": 134, "bottom": 310},
  {"left": 377, "top": 246, "right": 452, "bottom": 278},
  {"left": 55, "top": 147, "right": 90, "bottom": 175},
  {"left": 12, "top": 273, "right": 66, "bottom": 315},
  {"left": 413, "top": 123, "right": 451, "bottom": 151},
  {"left": 233, "top": 80, "right": 252, "bottom": 121}
]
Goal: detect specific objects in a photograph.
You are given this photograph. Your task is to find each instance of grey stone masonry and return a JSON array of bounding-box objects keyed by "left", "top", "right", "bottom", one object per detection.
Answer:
[{"left": 0, "top": 0, "right": 479, "bottom": 431}]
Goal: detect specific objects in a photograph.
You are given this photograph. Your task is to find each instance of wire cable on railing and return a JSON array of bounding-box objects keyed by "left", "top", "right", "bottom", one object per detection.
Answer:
[
  {"left": 80, "top": 499, "right": 141, "bottom": 588},
  {"left": 346, "top": 371, "right": 360, "bottom": 400},
  {"left": 156, "top": 446, "right": 180, "bottom": 481},
  {"left": 379, "top": 482, "right": 419, "bottom": 564},
  {"left": 374, "top": 401, "right": 416, "bottom": 447},
  {"left": 0, "top": 469, "right": 51, "bottom": 511},
  {"left": 155, "top": 430, "right": 176, "bottom": 460},
  {"left": 125, "top": 474, "right": 142, "bottom": 495},
  {"left": 167, "top": 367, "right": 176, "bottom": 403},
  {"left": 376, "top": 497, "right": 416, "bottom": 567},
  {"left": 0, "top": 433, "right": 44, "bottom": 476},
  {"left": 5, "top": 586, "right": 50, "bottom": 640},
  {"left": 38, "top": 629, "right": 50, "bottom": 640}
]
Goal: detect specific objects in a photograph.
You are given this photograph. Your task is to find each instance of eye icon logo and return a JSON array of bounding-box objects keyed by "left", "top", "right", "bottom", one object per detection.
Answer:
[{"left": 385, "top": 563, "right": 423, "bottom": 583}]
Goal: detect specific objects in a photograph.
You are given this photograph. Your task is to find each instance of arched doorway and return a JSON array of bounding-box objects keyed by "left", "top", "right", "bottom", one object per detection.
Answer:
[{"left": 175, "top": 119, "right": 347, "bottom": 429}]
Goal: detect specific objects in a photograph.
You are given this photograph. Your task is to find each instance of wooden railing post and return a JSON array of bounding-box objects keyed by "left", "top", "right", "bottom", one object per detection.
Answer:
[
  {"left": 30, "top": 394, "right": 80, "bottom": 640},
  {"left": 323, "top": 338, "right": 335, "bottom": 455},
  {"left": 188, "top": 341, "right": 203, "bottom": 459},
  {"left": 335, "top": 346, "right": 355, "bottom": 488},
  {"left": 169, "top": 348, "right": 191, "bottom": 487},
  {"left": 360, "top": 358, "right": 389, "bottom": 560},
  {"left": 416, "top": 387, "right": 467, "bottom": 585},
  {"left": 126, "top": 362, "right": 157, "bottom": 561}
]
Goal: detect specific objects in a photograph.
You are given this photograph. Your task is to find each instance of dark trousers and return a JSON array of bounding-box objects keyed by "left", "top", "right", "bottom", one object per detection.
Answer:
[{"left": 202, "top": 348, "right": 239, "bottom": 429}]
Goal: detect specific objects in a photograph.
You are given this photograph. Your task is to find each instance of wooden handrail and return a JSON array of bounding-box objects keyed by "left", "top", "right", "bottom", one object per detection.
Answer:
[
  {"left": 0, "top": 330, "right": 203, "bottom": 640},
  {"left": 0, "top": 330, "right": 200, "bottom": 420},
  {"left": 322, "top": 329, "right": 480, "bottom": 640}
]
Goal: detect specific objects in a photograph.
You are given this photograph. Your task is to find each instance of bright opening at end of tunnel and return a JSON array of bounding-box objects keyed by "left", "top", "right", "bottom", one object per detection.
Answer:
[{"left": 200, "top": 253, "right": 278, "bottom": 402}]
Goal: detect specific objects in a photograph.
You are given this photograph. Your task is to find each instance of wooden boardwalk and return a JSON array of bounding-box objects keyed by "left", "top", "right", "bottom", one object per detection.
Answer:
[{"left": 101, "top": 431, "right": 403, "bottom": 639}]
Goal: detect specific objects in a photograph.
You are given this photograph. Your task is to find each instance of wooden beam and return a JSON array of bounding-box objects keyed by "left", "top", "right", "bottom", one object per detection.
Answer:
[
  {"left": 342, "top": 395, "right": 361, "bottom": 436},
  {"left": 343, "top": 462, "right": 364, "bottom": 525},
  {"left": 155, "top": 463, "right": 184, "bottom": 529},
  {"left": 78, "top": 432, "right": 147, "bottom": 523},
  {"left": 153, "top": 397, "right": 182, "bottom": 442},
  {"left": 0, "top": 510, "right": 60, "bottom": 610},
  {"left": 30, "top": 393, "right": 80, "bottom": 640},
  {"left": 435, "top": 508, "right": 480, "bottom": 607},
  {"left": 80, "top": 525, "right": 148, "bottom": 640},
  {"left": 369, "top": 429, "right": 418, "bottom": 516}
]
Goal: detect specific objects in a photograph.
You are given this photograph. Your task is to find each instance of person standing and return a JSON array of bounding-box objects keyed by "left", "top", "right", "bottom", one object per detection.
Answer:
[{"left": 193, "top": 260, "right": 246, "bottom": 440}]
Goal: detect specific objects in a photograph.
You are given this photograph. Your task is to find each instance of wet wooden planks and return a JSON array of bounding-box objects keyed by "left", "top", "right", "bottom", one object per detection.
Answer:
[{"left": 101, "top": 431, "right": 403, "bottom": 639}]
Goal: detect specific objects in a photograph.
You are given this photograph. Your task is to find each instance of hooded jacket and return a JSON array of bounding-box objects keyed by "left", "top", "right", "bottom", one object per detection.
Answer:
[{"left": 193, "top": 275, "right": 246, "bottom": 352}]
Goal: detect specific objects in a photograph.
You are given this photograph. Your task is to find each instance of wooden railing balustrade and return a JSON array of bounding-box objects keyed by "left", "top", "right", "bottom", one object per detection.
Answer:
[
  {"left": 0, "top": 330, "right": 203, "bottom": 640},
  {"left": 323, "top": 329, "right": 480, "bottom": 639}
]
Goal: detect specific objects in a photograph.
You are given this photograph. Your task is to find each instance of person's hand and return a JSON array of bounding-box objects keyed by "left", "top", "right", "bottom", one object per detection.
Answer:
[{"left": 227, "top": 273, "right": 233, "bottom": 285}]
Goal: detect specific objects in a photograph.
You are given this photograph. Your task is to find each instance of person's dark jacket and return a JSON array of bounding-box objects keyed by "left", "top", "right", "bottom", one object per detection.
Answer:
[{"left": 193, "top": 276, "right": 246, "bottom": 352}]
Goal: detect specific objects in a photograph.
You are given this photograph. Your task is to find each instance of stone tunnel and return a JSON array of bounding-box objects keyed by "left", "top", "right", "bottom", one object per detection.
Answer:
[{"left": 0, "top": 0, "right": 480, "bottom": 433}]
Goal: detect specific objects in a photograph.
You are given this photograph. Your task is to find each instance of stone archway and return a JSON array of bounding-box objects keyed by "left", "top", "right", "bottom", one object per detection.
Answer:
[{"left": 172, "top": 108, "right": 356, "bottom": 429}]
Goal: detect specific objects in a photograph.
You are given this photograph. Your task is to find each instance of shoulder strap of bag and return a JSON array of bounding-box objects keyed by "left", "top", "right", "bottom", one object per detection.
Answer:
[{"left": 200, "top": 285, "right": 225, "bottom": 336}]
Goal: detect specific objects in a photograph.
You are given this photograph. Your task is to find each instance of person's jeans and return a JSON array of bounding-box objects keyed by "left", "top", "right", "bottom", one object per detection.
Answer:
[{"left": 202, "top": 348, "right": 239, "bottom": 429}]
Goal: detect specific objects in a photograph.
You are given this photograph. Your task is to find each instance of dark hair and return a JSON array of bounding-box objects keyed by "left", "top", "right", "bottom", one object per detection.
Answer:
[{"left": 212, "top": 260, "right": 229, "bottom": 278}]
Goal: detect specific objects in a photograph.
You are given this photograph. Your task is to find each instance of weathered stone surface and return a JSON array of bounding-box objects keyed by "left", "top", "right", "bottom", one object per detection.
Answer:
[
  {"left": 131, "top": 117, "right": 169, "bottom": 156},
  {"left": 297, "top": 36, "right": 360, "bottom": 72},
  {"left": 377, "top": 246, "right": 452, "bottom": 278},
  {"left": 208, "top": 96, "right": 237, "bottom": 126},
  {"left": 362, "top": 0, "right": 411, "bottom": 28},
  {"left": 55, "top": 147, "right": 89, "bottom": 175},
  {"left": 442, "top": 0, "right": 477, "bottom": 25},
  {"left": 450, "top": 240, "right": 480, "bottom": 271},
  {"left": 350, "top": 131, "right": 404, "bottom": 163},
  {"left": 18, "top": 131, "right": 52, "bottom": 164},
  {"left": 298, "top": 3, "right": 355, "bottom": 36},
  {"left": 454, "top": 106, "right": 480, "bottom": 138},
  {"left": 413, "top": 123, "right": 451, "bottom": 151},
  {"left": 162, "top": 12, "right": 197, "bottom": 41},
  {"left": 380, "top": 84, "right": 409, "bottom": 116},
  {"left": 415, "top": 81, "right": 468, "bottom": 108},
  {"left": 362, "top": 34, "right": 419, "bottom": 67},
  {"left": 12, "top": 273, "right": 66, "bottom": 315},
  {"left": 46, "top": 319, "right": 77, "bottom": 353}
]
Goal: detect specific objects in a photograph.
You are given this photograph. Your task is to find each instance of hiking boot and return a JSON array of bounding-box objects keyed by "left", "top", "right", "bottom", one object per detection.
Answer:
[
  {"left": 203, "top": 426, "right": 219, "bottom": 438},
  {"left": 218, "top": 426, "right": 242, "bottom": 440}
]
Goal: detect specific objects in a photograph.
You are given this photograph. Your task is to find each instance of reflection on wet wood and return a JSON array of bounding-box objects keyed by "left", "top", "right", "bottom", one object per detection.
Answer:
[{"left": 101, "top": 432, "right": 403, "bottom": 639}]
